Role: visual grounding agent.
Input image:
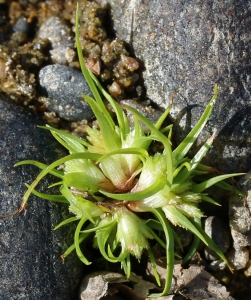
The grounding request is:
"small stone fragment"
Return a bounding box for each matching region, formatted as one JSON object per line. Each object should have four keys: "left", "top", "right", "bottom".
{"left": 204, "top": 216, "right": 231, "bottom": 261}
{"left": 244, "top": 259, "right": 251, "bottom": 277}
{"left": 175, "top": 265, "right": 234, "bottom": 300}
{"left": 227, "top": 247, "right": 249, "bottom": 270}
{"left": 229, "top": 171, "right": 251, "bottom": 248}
{"left": 12, "top": 17, "right": 33, "bottom": 35}
{"left": 39, "top": 64, "right": 94, "bottom": 121}
{"left": 38, "top": 16, "right": 75, "bottom": 64}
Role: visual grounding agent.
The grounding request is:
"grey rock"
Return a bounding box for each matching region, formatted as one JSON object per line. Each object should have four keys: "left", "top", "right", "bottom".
{"left": 0, "top": 97, "right": 83, "bottom": 300}
{"left": 103, "top": 0, "right": 251, "bottom": 173}
{"left": 13, "top": 17, "right": 33, "bottom": 35}
{"left": 204, "top": 216, "right": 231, "bottom": 261}
{"left": 173, "top": 225, "right": 193, "bottom": 249}
{"left": 39, "top": 64, "right": 94, "bottom": 121}
{"left": 208, "top": 260, "right": 227, "bottom": 272}
{"left": 38, "top": 16, "right": 75, "bottom": 64}
{"left": 229, "top": 172, "right": 251, "bottom": 248}
{"left": 227, "top": 247, "right": 249, "bottom": 270}
{"left": 244, "top": 259, "right": 251, "bottom": 276}
{"left": 175, "top": 264, "right": 234, "bottom": 300}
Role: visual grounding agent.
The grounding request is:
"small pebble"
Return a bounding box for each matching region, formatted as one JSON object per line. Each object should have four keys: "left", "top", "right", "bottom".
{"left": 204, "top": 216, "right": 231, "bottom": 261}
{"left": 229, "top": 171, "right": 251, "bottom": 248}
{"left": 208, "top": 260, "right": 227, "bottom": 272}
{"left": 38, "top": 16, "right": 75, "bottom": 64}
{"left": 12, "top": 17, "right": 33, "bottom": 35}
{"left": 227, "top": 247, "right": 249, "bottom": 270}
{"left": 39, "top": 64, "right": 94, "bottom": 121}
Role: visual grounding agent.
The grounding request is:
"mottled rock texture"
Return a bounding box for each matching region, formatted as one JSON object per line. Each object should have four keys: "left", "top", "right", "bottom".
{"left": 103, "top": 0, "right": 251, "bottom": 173}
{"left": 39, "top": 64, "right": 94, "bottom": 122}
{"left": 0, "top": 97, "right": 83, "bottom": 300}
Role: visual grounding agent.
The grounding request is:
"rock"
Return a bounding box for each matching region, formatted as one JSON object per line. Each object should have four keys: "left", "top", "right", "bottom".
{"left": 0, "top": 97, "right": 83, "bottom": 300}
{"left": 208, "top": 260, "right": 227, "bottom": 272}
{"left": 227, "top": 247, "right": 249, "bottom": 270}
{"left": 103, "top": 0, "right": 251, "bottom": 174}
{"left": 38, "top": 16, "right": 75, "bottom": 64}
{"left": 204, "top": 216, "right": 231, "bottom": 261}
{"left": 244, "top": 259, "right": 251, "bottom": 277}
{"left": 39, "top": 64, "right": 94, "bottom": 121}
{"left": 175, "top": 265, "right": 234, "bottom": 300}
{"left": 12, "top": 17, "right": 33, "bottom": 35}
{"left": 229, "top": 172, "right": 251, "bottom": 248}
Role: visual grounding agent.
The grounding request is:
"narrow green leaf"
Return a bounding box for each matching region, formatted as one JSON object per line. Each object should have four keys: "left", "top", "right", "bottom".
{"left": 192, "top": 173, "right": 245, "bottom": 193}
{"left": 163, "top": 205, "right": 209, "bottom": 245}
{"left": 215, "top": 181, "right": 244, "bottom": 197}
{"left": 173, "top": 85, "right": 218, "bottom": 165}
{"left": 201, "top": 194, "right": 221, "bottom": 206}
{"left": 96, "top": 219, "right": 120, "bottom": 263}
{"left": 38, "top": 125, "right": 89, "bottom": 150}
{"left": 154, "top": 105, "right": 172, "bottom": 130}
{"left": 20, "top": 152, "right": 102, "bottom": 209}
{"left": 182, "top": 218, "right": 201, "bottom": 266}
{"left": 15, "top": 160, "right": 63, "bottom": 178}
{"left": 148, "top": 249, "right": 161, "bottom": 286}
{"left": 81, "top": 218, "right": 117, "bottom": 234}
{"left": 88, "top": 71, "right": 130, "bottom": 139}
{"left": 123, "top": 105, "right": 173, "bottom": 190}
{"left": 54, "top": 216, "right": 80, "bottom": 230}
{"left": 84, "top": 95, "right": 121, "bottom": 152}
{"left": 25, "top": 183, "right": 68, "bottom": 203}
{"left": 149, "top": 208, "right": 174, "bottom": 297}
{"left": 76, "top": 3, "right": 117, "bottom": 139}
{"left": 74, "top": 216, "right": 91, "bottom": 265}
{"left": 62, "top": 223, "right": 94, "bottom": 259}
{"left": 188, "top": 217, "right": 233, "bottom": 271}
{"left": 173, "top": 133, "right": 215, "bottom": 184}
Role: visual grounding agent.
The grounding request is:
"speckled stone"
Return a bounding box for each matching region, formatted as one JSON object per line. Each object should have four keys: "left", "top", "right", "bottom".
{"left": 227, "top": 247, "right": 249, "bottom": 270}
{"left": 104, "top": 0, "right": 251, "bottom": 174}
{"left": 204, "top": 216, "right": 231, "bottom": 261}
{"left": 0, "top": 97, "right": 83, "bottom": 300}
{"left": 38, "top": 16, "right": 75, "bottom": 64}
{"left": 229, "top": 172, "right": 251, "bottom": 248}
{"left": 39, "top": 64, "right": 94, "bottom": 122}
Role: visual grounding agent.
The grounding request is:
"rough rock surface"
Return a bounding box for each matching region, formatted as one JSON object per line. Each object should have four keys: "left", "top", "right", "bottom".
{"left": 38, "top": 16, "right": 75, "bottom": 65}
{"left": 229, "top": 172, "right": 251, "bottom": 248}
{"left": 103, "top": 0, "right": 251, "bottom": 174}
{"left": 0, "top": 97, "right": 83, "bottom": 300}
{"left": 228, "top": 172, "right": 251, "bottom": 270}
{"left": 39, "top": 64, "right": 94, "bottom": 122}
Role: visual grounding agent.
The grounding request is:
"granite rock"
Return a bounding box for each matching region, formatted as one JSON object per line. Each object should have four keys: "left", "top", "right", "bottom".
{"left": 39, "top": 64, "right": 94, "bottom": 122}
{"left": 38, "top": 16, "right": 75, "bottom": 65}
{"left": 103, "top": 0, "right": 251, "bottom": 173}
{"left": 0, "top": 97, "right": 83, "bottom": 300}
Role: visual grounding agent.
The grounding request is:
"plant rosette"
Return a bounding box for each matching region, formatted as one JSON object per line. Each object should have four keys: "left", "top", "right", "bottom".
{"left": 1, "top": 4, "right": 245, "bottom": 298}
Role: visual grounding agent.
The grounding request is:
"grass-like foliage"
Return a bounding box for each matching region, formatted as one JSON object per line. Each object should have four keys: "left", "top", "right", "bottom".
{"left": 5, "top": 4, "right": 244, "bottom": 297}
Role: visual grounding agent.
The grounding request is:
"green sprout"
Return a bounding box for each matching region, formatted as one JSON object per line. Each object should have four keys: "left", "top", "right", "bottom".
{"left": 4, "top": 4, "right": 244, "bottom": 297}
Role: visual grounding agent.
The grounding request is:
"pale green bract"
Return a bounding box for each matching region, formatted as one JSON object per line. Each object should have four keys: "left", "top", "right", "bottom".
{"left": 12, "top": 4, "right": 244, "bottom": 297}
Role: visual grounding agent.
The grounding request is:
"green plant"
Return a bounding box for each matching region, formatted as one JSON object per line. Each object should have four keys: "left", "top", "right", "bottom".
{"left": 5, "top": 5, "right": 244, "bottom": 297}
